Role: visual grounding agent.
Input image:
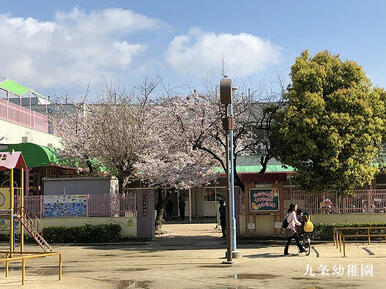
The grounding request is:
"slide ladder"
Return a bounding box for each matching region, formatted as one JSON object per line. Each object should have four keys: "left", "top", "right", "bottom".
{"left": 15, "top": 212, "right": 52, "bottom": 252}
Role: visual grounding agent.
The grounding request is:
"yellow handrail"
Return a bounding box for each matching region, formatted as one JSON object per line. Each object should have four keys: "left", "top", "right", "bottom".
{"left": 334, "top": 226, "right": 386, "bottom": 257}
{"left": 0, "top": 252, "right": 62, "bottom": 285}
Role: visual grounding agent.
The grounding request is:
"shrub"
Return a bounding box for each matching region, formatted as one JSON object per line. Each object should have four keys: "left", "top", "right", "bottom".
{"left": 313, "top": 223, "right": 386, "bottom": 241}
{"left": 40, "top": 223, "right": 121, "bottom": 243}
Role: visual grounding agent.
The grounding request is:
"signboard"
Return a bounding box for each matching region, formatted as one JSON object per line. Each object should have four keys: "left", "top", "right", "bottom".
{"left": 44, "top": 194, "right": 87, "bottom": 217}
{"left": 249, "top": 188, "right": 279, "bottom": 212}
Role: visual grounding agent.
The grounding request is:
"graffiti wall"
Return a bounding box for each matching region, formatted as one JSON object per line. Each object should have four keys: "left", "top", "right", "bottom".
{"left": 44, "top": 195, "right": 87, "bottom": 217}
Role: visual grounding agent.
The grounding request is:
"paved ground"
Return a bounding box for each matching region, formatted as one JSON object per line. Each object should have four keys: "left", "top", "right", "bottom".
{"left": 0, "top": 223, "right": 385, "bottom": 289}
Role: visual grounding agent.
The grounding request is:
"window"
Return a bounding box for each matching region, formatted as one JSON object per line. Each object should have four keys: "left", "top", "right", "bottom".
{"left": 203, "top": 188, "right": 215, "bottom": 201}
{"left": 203, "top": 188, "right": 227, "bottom": 202}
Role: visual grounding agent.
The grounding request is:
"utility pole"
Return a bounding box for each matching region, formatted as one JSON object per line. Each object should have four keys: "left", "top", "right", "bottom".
{"left": 220, "top": 78, "right": 240, "bottom": 262}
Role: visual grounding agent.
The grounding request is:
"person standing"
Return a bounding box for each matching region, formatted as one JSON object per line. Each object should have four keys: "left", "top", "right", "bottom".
{"left": 166, "top": 199, "right": 173, "bottom": 221}
{"left": 284, "top": 203, "right": 306, "bottom": 255}
{"left": 179, "top": 195, "right": 185, "bottom": 220}
{"left": 219, "top": 200, "right": 226, "bottom": 238}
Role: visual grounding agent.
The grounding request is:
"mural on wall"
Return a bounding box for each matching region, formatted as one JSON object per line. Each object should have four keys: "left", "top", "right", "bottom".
{"left": 249, "top": 187, "right": 279, "bottom": 211}
{"left": 44, "top": 195, "right": 87, "bottom": 217}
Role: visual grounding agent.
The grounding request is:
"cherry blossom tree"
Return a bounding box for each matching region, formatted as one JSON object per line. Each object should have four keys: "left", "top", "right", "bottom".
{"left": 163, "top": 84, "right": 282, "bottom": 192}
{"left": 54, "top": 80, "right": 158, "bottom": 193}
{"left": 134, "top": 101, "right": 218, "bottom": 229}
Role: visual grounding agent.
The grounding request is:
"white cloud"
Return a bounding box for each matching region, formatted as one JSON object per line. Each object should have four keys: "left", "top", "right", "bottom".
{"left": 0, "top": 8, "right": 163, "bottom": 89}
{"left": 166, "top": 29, "right": 281, "bottom": 77}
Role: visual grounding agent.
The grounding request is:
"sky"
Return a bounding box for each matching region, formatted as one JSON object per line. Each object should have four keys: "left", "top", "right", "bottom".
{"left": 1, "top": 0, "right": 386, "bottom": 99}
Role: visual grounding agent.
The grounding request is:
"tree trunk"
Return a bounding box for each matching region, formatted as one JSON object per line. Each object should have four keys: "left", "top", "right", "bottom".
{"left": 155, "top": 188, "right": 173, "bottom": 231}
{"left": 118, "top": 175, "right": 130, "bottom": 194}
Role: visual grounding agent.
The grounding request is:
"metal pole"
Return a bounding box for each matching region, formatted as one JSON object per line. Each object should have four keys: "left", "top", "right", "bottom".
{"left": 21, "top": 168, "right": 24, "bottom": 253}
{"left": 59, "top": 253, "right": 62, "bottom": 280}
{"left": 10, "top": 168, "right": 14, "bottom": 255}
{"left": 5, "top": 253, "right": 8, "bottom": 277}
{"left": 6, "top": 90, "right": 9, "bottom": 120}
{"left": 225, "top": 104, "right": 232, "bottom": 263}
{"left": 229, "top": 102, "right": 237, "bottom": 254}
{"left": 22, "top": 258, "right": 25, "bottom": 285}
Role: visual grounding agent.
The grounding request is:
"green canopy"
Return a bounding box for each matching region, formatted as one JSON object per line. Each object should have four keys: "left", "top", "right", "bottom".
{"left": 0, "top": 143, "right": 59, "bottom": 168}
{"left": 0, "top": 79, "right": 29, "bottom": 97}
{"left": 213, "top": 164, "right": 294, "bottom": 174}
{"left": 0, "top": 143, "right": 105, "bottom": 171}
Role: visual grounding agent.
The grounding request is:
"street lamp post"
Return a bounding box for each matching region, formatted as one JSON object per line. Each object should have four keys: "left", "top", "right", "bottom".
{"left": 220, "top": 78, "right": 239, "bottom": 262}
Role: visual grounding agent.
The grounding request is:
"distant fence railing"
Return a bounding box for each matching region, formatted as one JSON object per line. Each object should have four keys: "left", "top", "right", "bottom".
{"left": 0, "top": 98, "right": 48, "bottom": 132}
{"left": 283, "top": 189, "right": 386, "bottom": 214}
{"left": 22, "top": 193, "right": 136, "bottom": 218}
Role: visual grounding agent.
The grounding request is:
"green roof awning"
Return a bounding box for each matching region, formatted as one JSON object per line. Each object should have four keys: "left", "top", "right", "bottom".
{"left": 0, "top": 143, "right": 59, "bottom": 168}
{"left": 0, "top": 79, "right": 29, "bottom": 96}
{"left": 213, "top": 164, "right": 295, "bottom": 174}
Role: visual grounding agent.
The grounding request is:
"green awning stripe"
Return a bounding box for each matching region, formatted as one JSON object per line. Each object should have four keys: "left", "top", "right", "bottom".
{"left": 213, "top": 164, "right": 295, "bottom": 174}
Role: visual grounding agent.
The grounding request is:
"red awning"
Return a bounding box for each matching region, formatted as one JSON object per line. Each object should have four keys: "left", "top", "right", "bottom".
{"left": 0, "top": 152, "right": 27, "bottom": 170}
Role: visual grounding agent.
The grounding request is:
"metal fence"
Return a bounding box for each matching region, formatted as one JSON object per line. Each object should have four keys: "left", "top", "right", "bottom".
{"left": 22, "top": 193, "right": 137, "bottom": 218}
{"left": 0, "top": 98, "right": 48, "bottom": 132}
{"left": 283, "top": 189, "right": 386, "bottom": 214}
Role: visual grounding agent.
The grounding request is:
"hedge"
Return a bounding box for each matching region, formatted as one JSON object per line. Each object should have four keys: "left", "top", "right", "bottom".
{"left": 37, "top": 223, "right": 121, "bottom": 243}
{"left": 313, "top": 223, "right": 386, "bottom": 241}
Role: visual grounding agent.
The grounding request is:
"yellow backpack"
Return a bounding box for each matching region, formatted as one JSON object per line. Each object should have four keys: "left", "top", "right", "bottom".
{"left": 303, "top": 215, "right": 314, "bottom": 232}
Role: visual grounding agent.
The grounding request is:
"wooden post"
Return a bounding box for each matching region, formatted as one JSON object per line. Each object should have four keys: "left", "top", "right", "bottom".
{"left": 22, "top": 258, "right": 25, "bottom": 285}
{"left": 368, "top": 228, "right": 371, "bottom": 245}
{"left": 59, "top": 253, "right": 62, "bottom": 280}
{"left": 338, "top": 232, "right": 342, "bottom": 252}
{"left": 333, "top": 228, "right": 336, "bottom": 247}
{"left": 343, "top": 236, "right": 346, "bottom": 257}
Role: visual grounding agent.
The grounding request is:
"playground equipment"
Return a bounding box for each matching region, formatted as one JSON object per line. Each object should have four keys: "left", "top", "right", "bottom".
{"left": 0, "top": 151, "right": 62, "bottom": 285}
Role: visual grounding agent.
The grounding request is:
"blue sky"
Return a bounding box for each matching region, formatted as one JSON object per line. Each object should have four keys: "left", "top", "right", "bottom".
{"left": 1, "top": 0, "right": 385, "bottom": 98}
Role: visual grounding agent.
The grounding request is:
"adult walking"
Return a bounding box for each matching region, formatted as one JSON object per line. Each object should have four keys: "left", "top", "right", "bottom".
{"left": 283, "top": 203, "right": 306, "bottom": 255}
{"left": 219, "top": 200, "right": 226, "bottom": 238}
{"left": 179, "top": 195, "right": 185, "bottom": 220}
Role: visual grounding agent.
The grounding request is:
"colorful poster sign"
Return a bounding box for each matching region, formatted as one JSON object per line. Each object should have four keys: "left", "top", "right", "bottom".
{"left": 44, "top": 195, "right": 87, "bottom": 217}
{"left": 249, "top": 188, "right": 279, "bottom": 211}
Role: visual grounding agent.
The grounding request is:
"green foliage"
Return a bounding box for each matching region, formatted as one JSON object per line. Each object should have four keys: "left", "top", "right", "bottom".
{"left": 314, "top": 223, "right": 386, "bottom": 240}
{"left": 39, "top": 224, "right": 121, "bottom": 243}
{"left": 272, "top": 50, "right": 385, "bottom": 194}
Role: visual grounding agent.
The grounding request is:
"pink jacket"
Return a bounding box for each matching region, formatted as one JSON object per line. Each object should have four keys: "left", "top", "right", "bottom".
{"left": 287, "top": 211, "right": 301, "bottom": 230}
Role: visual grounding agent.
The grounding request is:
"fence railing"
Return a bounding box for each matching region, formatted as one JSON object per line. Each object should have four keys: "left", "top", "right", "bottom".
{"left": 283, "top": 189, "right": 386, "bottom": 214}
{"left": 22, "top": 193, "right": 136, "bottom": 218}
{"left": 0, "top": 98, "right": 48, "bottom": 132}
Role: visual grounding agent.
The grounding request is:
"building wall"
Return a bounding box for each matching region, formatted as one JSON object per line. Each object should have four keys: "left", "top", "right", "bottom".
{"left": 39, "top": 217, "right": 137, "bottom": 238}
{"left": 0, "top": 119, "right": 60, "bottom": 147}
{"left": 44, "top": 177, "right": 118, "bottom": 195}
